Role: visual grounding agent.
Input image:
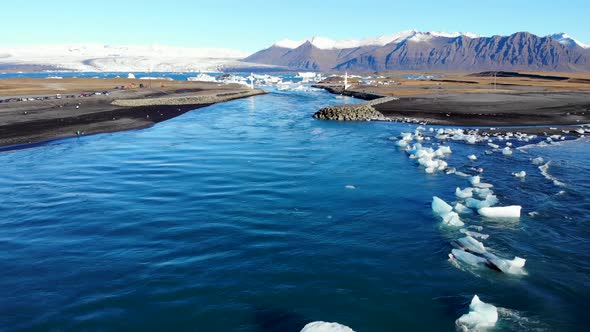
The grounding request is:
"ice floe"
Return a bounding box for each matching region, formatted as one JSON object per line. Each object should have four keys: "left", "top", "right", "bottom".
{"left": 432, "top": 196, "right": 464, "bottom": 226}
{"left": 456, "top": 295, "right": 498, "bottom": 331}
{"left": 478, "top": 206, "right": 522, "bottom": 218}
{"left": 301, "top": 321, "right": 355, "bottom": 332}
{"left": 512, "top": 171, "right": 526, "bottom": 178}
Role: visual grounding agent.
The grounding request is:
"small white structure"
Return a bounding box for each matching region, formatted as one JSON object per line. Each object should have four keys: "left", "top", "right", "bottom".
{"left": 344, "top": 72, "right": 351, "bottom": 90}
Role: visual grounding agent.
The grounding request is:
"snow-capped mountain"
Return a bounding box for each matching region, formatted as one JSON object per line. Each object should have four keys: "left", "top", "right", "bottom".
{"left": 550, "top": 33, "right": 589, "bottom": 49}
{"left": 244, "top": 31, "right": 590, "bottom": 72}
{"left": 0, "top": 44, "right": 254, "bottom": 72}
{"left": 273, "top": 30, "right": 480, "bottom": 50}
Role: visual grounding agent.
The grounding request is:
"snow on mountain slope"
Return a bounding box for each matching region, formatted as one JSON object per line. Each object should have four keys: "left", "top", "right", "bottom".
{"left": 271, "top": 30, "right": 481, "bottom": 50}
{"left": 550, "top": 33, "right": 589, "bottom": 49}
{"left": 0, "top": 44, "right": 251, "bottom": 72}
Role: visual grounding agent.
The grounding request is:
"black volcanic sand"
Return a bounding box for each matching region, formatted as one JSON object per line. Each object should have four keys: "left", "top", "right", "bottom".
{"left": 373, "top": 92, "right": 590, "bottom": 130}
{"left": 0, "top": 87, "right": 264, "bottom": 148}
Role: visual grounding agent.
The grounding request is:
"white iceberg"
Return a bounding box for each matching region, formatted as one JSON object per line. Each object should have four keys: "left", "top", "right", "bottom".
{"left": 449, "top": 249, "right": 487, "bottom": 267}
{"left": 454, "top": 203, "right": 472, "bottom": 214}
{"left": 468, "top": 154, "right": 478, "bottom": 161}
{"left": 457, "top": 236, "right": 486, "bottom": 255}
{"left": 502, "top": 147, "right": 513, "bottom": 156}
{"left": 469, "top": 176, "right": 480, "bottom": 186}
{"left": 455, "top": 187, "right": 474, "bottom": 199}
{"left": 460, "top": 228, "right": 489, "bottom": 240}
{"left": 301, "top": 321, "right": 355, "bottom": 332}
{"left": 465, "top": 195, "right": 498, "bottom": 209}
{"left": 432, "top": 196, "right": 464, "bottom": 226}
{"left": 512, "top": 171, "right": 526, "bottom": 178}
{"left": 478, "top": 206, "right": 521, "bottom": 218}
{"left": 456, "top": 295, "right": 498, "bottom": 331}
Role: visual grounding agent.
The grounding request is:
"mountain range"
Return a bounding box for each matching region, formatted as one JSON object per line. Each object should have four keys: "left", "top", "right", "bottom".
{"left": 243, "top": 30, "right": 590, "bottom": 72}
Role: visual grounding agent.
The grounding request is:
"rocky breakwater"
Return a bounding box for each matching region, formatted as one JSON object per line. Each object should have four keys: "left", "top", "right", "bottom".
{"left": 313, "top": 96, "right": 398, "bottom": 121}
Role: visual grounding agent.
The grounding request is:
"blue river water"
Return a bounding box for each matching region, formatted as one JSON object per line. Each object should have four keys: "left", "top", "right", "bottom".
{"left": 0, "top": 80, "right": 588, "bottom": 331}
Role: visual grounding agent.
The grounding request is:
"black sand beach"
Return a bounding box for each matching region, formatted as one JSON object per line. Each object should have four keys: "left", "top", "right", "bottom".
{"left": 0, "top": 79, "right": 265, "bottom": 148}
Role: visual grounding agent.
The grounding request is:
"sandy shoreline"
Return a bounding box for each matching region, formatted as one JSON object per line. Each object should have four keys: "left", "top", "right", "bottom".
{"left": 0, "top": 79, "right": 266, "bottom": 148}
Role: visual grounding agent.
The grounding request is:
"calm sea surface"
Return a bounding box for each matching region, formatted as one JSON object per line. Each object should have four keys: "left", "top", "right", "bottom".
{"left": 0, "top": 79, "right": 588, "bottom": 331}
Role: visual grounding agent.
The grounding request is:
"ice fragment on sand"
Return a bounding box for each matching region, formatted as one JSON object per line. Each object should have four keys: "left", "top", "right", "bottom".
{"left": 478, "top": 206, "right": 521, "bottom": 218}
{"left": 456, "top": 295, "right": 498, "bottom": 331}
{"left": 301, "top": 321, "right": 355, "bottom": 332}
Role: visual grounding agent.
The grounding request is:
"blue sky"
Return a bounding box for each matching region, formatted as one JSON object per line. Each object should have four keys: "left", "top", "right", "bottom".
{"left": 3, "top": 0, "right": 589, "bottom": 52}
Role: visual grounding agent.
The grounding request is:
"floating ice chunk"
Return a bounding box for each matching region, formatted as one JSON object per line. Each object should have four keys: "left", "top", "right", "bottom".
{"left": 432, "top": 196, "right": 453, "bottom": 215}
{"left": 395, "top": 140, "right": 409, "bottom": 148}
{"left": 478, "top": 206, "right": 521, "bottom": 218}
{"left": 486, "top": 253, "right": 527, "bottom": 275}
{"left": 449, "top": 249, "right": 487, "bottom": 267}
{"left": 442, "top": 211, "right": 464, "bottom": 226}
{"left": 454, "top": 203, "right": 472, "bottom": 214}
{"left": 488, "top": 143, "right": 500, "bottom": 149}
{"left": 502, "top": 147, "right": 513, "bottom": 156}
{"left": 435, "top": 146, "right": 452, "bottom": 156}
{"left": 344, "top": 185, "right": 356, "bottom": 190}
{"left": 456, "top": 295, "right": 498, "bottom": 331}
{"left": 506, "top": 142, "right": 513, "bottom": 147}
{"left": 473, "top": 188, "right": 493, "bottom": 199}
{"left": 457, "top": 236, "right": 486, "bottom": 255}
{"left": 455, "top": 171, "right": 470, "bottom": 178}
{"left": 455, "top": 187, "right": 474, "bottom": 199}
{"left": 468, "top": 154, "right": 478, "bottom": 161}
{"left": 301, "top": 321, "right": 355, "bottom": 332}
{"left": 531, "top": 157, "right": 544, "bottom": 165}
{"left": 446, "top": 168, "right": 456, "bottom": 175}
{"left": 432, "top": 196, "right": 464, "bottom": 226}
{"left": 469, "top": 176, "right": 480, "bottom": 185}
{"left": 484, "top": 150, "right": 493, "bottom": 155}
{"left": 465, "top": 195, "right": 498, "bottom": 209}
{"left": 512, "top": 171, "right": 526, "bottom": 178}
{"left": 474, "top": 182, "right": 494, "bottom": 189}
{"left": 469, "top": 225, "right": 484, "bottom": 231}
{"left": 460, "top": 228, "right": 489, "bottom": 240}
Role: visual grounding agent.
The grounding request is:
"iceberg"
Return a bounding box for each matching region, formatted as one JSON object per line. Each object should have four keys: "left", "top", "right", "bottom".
{"left": 456, "top": 295, "right": 498, "bottom": 331}
{"left": 468, "top": 154, "right": 478, "bottom": 161}
{"left": 301, "top": 321, "right": 355, "bottom": 332}
{"left": 486, "top": 254, "right": 527, "bottom": 275}
{"left": 457, "top": 236, "right": 486, "bottom": 255}
{"left": 512, "top": 171, "right": 526, "bottom": 178}
{"left": 465, "top": 195, "right": 498, "bottom": 209}
{"left": 469, "top": 176, "right": 480, "bottom": 186}
{"left": 478, "top": 206, "right": 522, "bottom": 218}
{"left": 454, "top": 203, "right": 472, "bottom": 214}
{"left": 488, "top": 143, "right": 500, "bottom": 149}
{"left": 502, "top": 147, "right": 513, "bottom": 156}
{"left": 460, "top": 228, "right": 489, "bottom": 240}
{"left": 432, "top": 196, "right": 464, "bottom": 226}
{"left": 432, "top": 196, "right": 453, "bottom": 215}
{"left": 449, "top": 249, "right": 487, "bottom": 267}
{"left": 455, "top": 187, "right": 474, "bottom": 199}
